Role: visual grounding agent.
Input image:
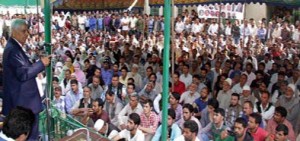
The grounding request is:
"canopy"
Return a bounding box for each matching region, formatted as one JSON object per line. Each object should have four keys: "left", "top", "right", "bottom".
{"left": 0, "top": 0, "right": 39, "bottom": 6}
{"left": 52, "top": 0, "right": 144, "bottom": 10}
{"left": 149, "top": 0, "right": 300, "bottom": 8}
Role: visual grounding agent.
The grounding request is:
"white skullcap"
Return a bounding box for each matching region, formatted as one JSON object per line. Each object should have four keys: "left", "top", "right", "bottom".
{"left": 132, "top": 64, "right": 139, "bottom": 68}
{"left": 225, "top": 78, "right": 232, "bottom": 86}
{"left": 243, "top": 85, "right": 250, "bottom": 91}
{"left": 94, "top": 119, "right": 104, "bottom": 131}
{"left": 288, "top": 84, "right": 296, "bottom": 92}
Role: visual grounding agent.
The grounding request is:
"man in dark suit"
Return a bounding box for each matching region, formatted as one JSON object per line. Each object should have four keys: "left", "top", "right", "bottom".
{"left": 2, "top": 19, "right": 50, "bottom": 140}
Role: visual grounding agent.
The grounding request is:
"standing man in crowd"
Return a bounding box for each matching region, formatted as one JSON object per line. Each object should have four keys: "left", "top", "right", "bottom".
{"left": 2, "top": 19, "right": 50, "bottom": 140}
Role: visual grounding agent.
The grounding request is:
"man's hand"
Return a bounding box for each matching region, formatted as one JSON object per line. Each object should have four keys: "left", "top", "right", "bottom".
{"left": 41, "top": 55, "right": 51, "bottom": 67}
{"left": 220, "top": 130, "right": 228, "bottom": 140}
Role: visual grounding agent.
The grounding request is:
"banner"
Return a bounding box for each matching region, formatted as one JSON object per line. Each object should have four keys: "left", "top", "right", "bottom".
{"left": 197, "top": 3, "right": 244, "bottom": 19}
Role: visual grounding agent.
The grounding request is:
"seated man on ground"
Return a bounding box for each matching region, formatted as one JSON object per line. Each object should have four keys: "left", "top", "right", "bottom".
{"left": 0, "top": 106, "right": 34, "bottom": 141}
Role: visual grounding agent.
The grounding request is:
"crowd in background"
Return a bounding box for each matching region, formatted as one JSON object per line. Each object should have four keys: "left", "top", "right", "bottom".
{"left": 0, "top": 8, "right": 300, "bottom": 141}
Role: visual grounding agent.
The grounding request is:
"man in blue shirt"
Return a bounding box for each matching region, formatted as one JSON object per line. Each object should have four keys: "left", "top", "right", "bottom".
{"left": 101, "top": 60, "right": 113, "bottom": 85}
{"left": 89, "top": 15, "right": 97, "bottom": 31}
{"left": 65, "top": 79, "right": 83, "bottom": 114}
{"left": 152, "top": 109, "right": 182, "bottom": 141}
{"left": 194, "top": 87, "right": 209, "bottom": 118}
{"left": 97, "top": 14, "right": 103, "bottom": 31}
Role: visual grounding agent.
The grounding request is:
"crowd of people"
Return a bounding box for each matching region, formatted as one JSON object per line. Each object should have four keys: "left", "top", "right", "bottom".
{"left": 0, "top": 7, "right": 300, "bottom": 141}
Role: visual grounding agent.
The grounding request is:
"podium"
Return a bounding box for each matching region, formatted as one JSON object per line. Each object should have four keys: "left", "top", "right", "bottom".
{"left": 59, "top": 128, "right": 110, "bottom": 141}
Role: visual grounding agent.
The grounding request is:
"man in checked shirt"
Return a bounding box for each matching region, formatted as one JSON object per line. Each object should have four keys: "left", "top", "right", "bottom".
{"left": 138, "top": 99, "right": 159, "bottom": 141}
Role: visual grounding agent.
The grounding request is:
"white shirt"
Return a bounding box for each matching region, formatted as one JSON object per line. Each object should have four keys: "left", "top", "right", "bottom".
{"left": 174, "top": 135, "right": 201, "bottom": 141}
{"left": 207, "top": 24, "right": 219, "bottom": 35}
{"left": 254, "top": 103, "right": 275, "bottom": 121}
{"left": 175, "top": 21, "right": 185, "bottom": 33}
{"left": 225, "top": 26, "right": 231, "bottom": 36}
{"left": 232, "top": 83, "right": 245, "bottom": 94}
{"left": 78, "top": 16, "right": 86, "bottom": 25}
{"left": 240, "top": 24, "right": 251, "bottom": 37}
{"left": 180, "top": 91, "right": 200, "bottom": 104}
{"left": 0, "top": 131, "right": 14, "bottom": 141}
{"left": 129, "top": 17, "right": 138, "bottom": 29}
{"left": 191, "top": 23, "right": 204, "bottom": 34}
{"left": 118, "top": 129, "right": 145, "bottom": 141}
{"left": 249, "top": 25, "right": 258, "bottom": 37}
{"left": 118, "top": 103, "right": 143, "bottom": 125}
{"left": 121, "top": 17, "right": 130, "bottom": 31}
{"left": 272, "top": 28, "right": 282, "bottom": 39}
{"left": 293, "top": 29, "right": 300, "bottom": 43}
{"left": 261, "top": 60, "right": 274, "bottom": 72}
{"left": 180, "top": 73, "right": 193, "bottom": 88}
{"left": 243, "top": 71, "right": 256, "bottom": 86}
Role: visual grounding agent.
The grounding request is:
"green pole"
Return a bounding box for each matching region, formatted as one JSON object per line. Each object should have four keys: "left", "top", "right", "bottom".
{"left": 44, "top": 0, "right": 52, "bottom": 99}
{"left": 44, "top": 0, "right": 52, "bottom": 140}
{"left": 162, "top": 0, "right": 171, "bottom": 140}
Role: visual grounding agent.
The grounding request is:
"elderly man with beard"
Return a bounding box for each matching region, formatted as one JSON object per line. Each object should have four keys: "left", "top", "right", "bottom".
{"left": 118, "top": 93, "right": 143, "bottom": 129}
{"left": 180, "top": 82, "right": 200, "bottom": 104}
{"left": 70, "top": 87, "right": 93, "bottom": 125}
{"left": 88, "top": 76, "right": 104, "bottom": 100}
{"left": 94, "top": 119, "right": 123, "bottom": 141}
{"left": 276, "top": 84, "right": 299, "bottom": 118}
{"left": 113, "top": 113, "right": 145, "bottom": 141}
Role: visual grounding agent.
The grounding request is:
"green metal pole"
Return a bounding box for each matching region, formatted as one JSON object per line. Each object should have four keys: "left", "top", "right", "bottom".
{"left": 162, "top": 0, "right": 171, "bottom": 140}
{"left": 44, "top": 0, "right": 52, "bottom": 140}
{"left": 44, "top": 0, "right": 52, "bottom": 99}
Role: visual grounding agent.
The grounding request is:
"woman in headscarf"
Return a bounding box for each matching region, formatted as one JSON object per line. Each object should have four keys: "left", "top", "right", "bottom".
{"left": 73, "top": 63, "right": 86, "bottom": 86}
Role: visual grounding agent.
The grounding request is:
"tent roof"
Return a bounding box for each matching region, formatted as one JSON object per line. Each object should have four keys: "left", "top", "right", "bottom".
{"left": 149, "top": 0, "right": 300, "bottom": 8}
{"left": 52, "top": 0, "right": 144, "bottom": 10}
{"left": 51, "top": 0, "right": 300, "bottom": 10}
{"left": 0, "top": 0, "right": 38, "bottom": 6}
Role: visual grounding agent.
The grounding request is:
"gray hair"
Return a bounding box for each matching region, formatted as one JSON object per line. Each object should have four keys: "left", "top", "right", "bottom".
{"left": 10, "top": 19, "right": 28, "bottom": 36}
{"left": 129, "top": 92, "right": 139, "bottom": 101}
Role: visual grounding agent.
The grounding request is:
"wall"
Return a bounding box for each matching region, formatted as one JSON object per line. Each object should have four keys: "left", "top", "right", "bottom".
{"left": 244, "top": 3, "right": 267, "bottom": 22}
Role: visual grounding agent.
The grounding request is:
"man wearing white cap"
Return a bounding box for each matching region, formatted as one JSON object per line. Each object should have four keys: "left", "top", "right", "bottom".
{"left": 94, "top": 119, "right": 120, "bottom": 140}
{"left": 276, "top": 84, "right": 299, "bottom": 118}
{"left": 239, "top": 85, "right": 257, "bottom": 106}
{"left": 217, "top": 78, "right": 233, "bottom": 109}
{"left": 276, "top": 84, "right": 299, "bottom": 131}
